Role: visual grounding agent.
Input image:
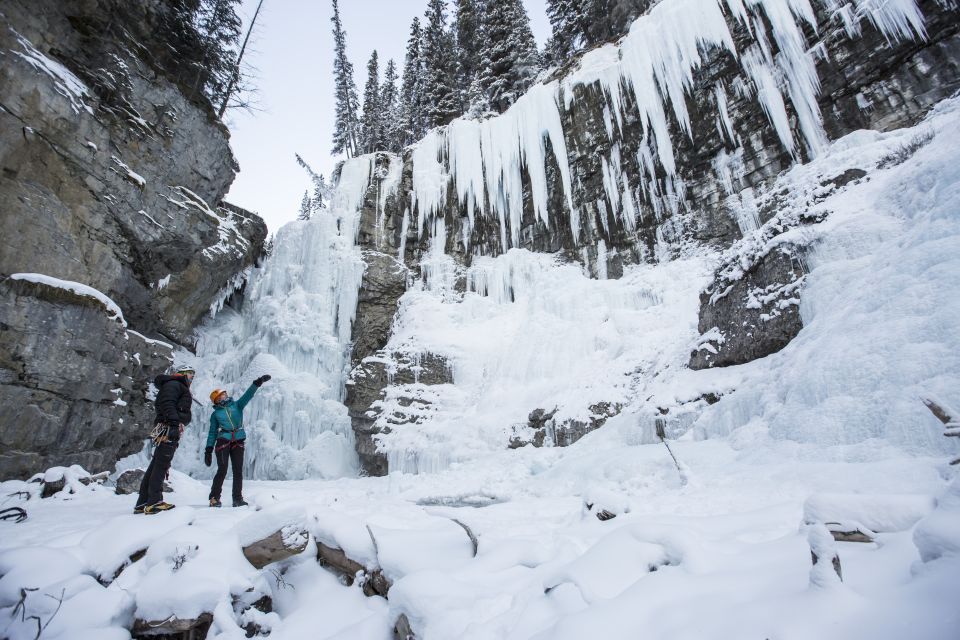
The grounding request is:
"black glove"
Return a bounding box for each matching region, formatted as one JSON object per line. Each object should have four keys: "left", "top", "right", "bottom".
{"left": 204, "top": 447, "right": 212, "bottom": 467}
{"left": 253, "top": 374, "right": 271, "bottom": 387}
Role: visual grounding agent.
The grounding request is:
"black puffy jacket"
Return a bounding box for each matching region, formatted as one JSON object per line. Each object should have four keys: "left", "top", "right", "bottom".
{"left": 153, "top": 374, "right": 193, "bottom": 429}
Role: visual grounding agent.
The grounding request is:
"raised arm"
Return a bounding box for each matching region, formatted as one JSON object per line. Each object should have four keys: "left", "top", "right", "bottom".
{"left": 235, "top": 383, "right": 259, "bottom": 412}
{"left": 237, "top": 375, "right": 271, "bottom": 411}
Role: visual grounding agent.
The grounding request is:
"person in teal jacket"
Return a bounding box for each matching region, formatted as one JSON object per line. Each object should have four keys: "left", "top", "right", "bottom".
{"left": 204, "top": 374, "right": 270, "bottom": 507}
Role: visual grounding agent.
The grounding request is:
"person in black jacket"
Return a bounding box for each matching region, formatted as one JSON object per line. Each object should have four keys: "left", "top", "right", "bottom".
{"left": 135, "top": 365, "right": 195, "bottom": 514}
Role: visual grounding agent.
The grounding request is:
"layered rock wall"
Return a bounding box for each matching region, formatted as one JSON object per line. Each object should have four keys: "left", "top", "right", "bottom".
{"left": 0, "top": 0, "right": 266, "bottom": 478}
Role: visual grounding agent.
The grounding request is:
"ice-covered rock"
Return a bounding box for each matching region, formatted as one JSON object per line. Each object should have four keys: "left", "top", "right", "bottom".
{"left": 337, "top": 0, "right": 960, "bottom": 475}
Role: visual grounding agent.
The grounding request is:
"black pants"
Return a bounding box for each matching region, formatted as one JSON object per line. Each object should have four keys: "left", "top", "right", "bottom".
{"left": 136, "top": 439, "right": 179, "bottom": 507}
{"left": 209, "top": 439, "right": 244, "bottom": 502}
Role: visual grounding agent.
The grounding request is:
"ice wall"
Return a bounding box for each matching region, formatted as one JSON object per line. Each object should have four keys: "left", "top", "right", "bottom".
{"left": 373, "top": 95, "right": 960, "bottom": 475}
{"left": 175, "top": 156, "right": 380, "bottom": 480}
{"left": 407, "top": 0, "right": 927, "bottom": 252}
{"left": 373, "top": 248, "right": 713, "bottom": 473}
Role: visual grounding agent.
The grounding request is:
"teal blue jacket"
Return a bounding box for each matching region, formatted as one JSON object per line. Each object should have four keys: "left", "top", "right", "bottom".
{"left": 206, "top": 384, "right": 259, "bottom": 447}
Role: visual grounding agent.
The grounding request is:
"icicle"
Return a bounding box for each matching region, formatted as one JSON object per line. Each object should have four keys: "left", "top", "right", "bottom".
{"left": 376, "top": 155, "right": 403, "bottom": 249}
{"left": 731, "top": 186, "right": 761, "bottom": 233}
{"left": 852, "top": 0, "right": 926, "bottom": 43}
{"left": 714, "top": 82, "right": 736, "bottom": 143}
{"left": 712, "top": 146, "right": 745, "bottom": 195}
{"left": 446, "top": 118, "right": 485, "bottom": 238}
{"left": 398, "top": 207, "right": 410, "bottom": 262}
{"left": 621, "top": 178, "right": 638, "bottom": 231}
{"left": 597, "top": 199, "right": 611, "bottom": 238}
{"left": 597, "top": 239, "right": 609, "bottom": 280}
{"left": 333, "top": 155, "right": 374, "bottom": 221}
{"left": 411, "top": 129, "right": 449, "bottom": 237}
{"left": 742, "top": 47, "right": 796, "bottom": 155}
{"left": 404, "top": 0, "right": 928, "bottom": 253}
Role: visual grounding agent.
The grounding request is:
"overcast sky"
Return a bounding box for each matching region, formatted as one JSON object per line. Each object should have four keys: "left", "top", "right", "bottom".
{"left": 224, "top": 0, "right": 551, "bottom": 234}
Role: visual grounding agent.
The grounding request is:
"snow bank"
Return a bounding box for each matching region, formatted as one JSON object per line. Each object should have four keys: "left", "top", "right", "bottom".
{"left": 544, "top": 527, "right": 669, "bottom": 601}
{"left": 127, "top": 521, "right": 256, "bottom": 622}
{"left": 370, "top": 519, "right": 474, "bottom": 581}
{"left": 0, "top": 545, "right": 132, "bottom": 640}
{"left": 308, "top": 505, "right": 380, "bottom": 569}
{"left": 79, "top": 509, "right": 193, "bottom": 581}
{"left": 913, "top": 475, "right": 960, "bottom": 563}
{"left": 803, "top": 493, "right": 935, "bottom": 533}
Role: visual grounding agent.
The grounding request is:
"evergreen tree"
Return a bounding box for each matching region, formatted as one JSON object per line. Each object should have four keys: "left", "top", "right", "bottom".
{"left": 195, "top": 0, "right": 243, "bottom": 108}
{"left": 312, "top": 174, "right": 330, "bottom": 212}
{"left": 380, "top": 59, "right": 402, "bottom": 152}
{"left": 422, "top": 0, "right": 461, "bottom": 128}
{"left": 216, "top": 0, "right": 265, "bottom": 118}
{"left": 296, "top": 153, "right": 332, "bottom": 213}
{"left": 359, "top": 50, "right": 382, "bottom": 154}
{"left": 477, "top": 0, "right": 541, "bottom": 113}
{"left": 298, "top": 191, "right": 313, "bottom": 221}
{"left": 545, "top": 0, "right": 587, "bottom": 64}
{"left": 263, "top": 233, "right": 274, "bottom": 258}
{"left": 546, "top": 0, "right": 650, "bottom": 58}
{"left": 464, "top": 76, "right": 492, "bottom": 119}
{"left": 331, "top": 0, "right": 360, "bottom": 157}
{"left": 453, "top": 0, "right": 482, "bottom": 105}
{"left": 400, "top": 18, "right": 427, "bottom": 146}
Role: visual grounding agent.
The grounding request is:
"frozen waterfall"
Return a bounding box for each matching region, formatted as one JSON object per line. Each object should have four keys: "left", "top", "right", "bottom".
{"left": 174, "top": 157, "right": 380, "bottom": 480}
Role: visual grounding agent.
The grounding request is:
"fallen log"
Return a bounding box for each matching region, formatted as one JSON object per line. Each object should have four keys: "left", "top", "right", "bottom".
{"left": 315, "top": 540, "right": 392, "bottom": 598}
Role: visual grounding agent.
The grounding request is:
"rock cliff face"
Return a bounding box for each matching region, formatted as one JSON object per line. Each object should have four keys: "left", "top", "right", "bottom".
{"left": 0, "top": 0, "right": 266, "bottom": 478}
{"left": 344, "top": 0, "right": 959, "bottom": 474}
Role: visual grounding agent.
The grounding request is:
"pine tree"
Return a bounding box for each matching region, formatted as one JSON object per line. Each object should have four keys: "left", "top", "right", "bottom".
{"left": 359, "top": 50, "right": 382, "bottom": 154}
{"left": 422, "top": 0, "right": 461, "bottom": 128}
{"left": 296, "top": 153, "right": 332, "bottom": 213}
{"left": 298, "top": 191, "right": 313, "bottom": 221}
{"left": 380, "top": 59, "right": 402, "bottom": 152}
{"left": 216, "top": 0, "right": 264, "bottom": 118}
{"left": 331, "top": 0, "right": 360, "bottom": 157}
{"left": 545, "top": 0, "right": 587, "bottom": 64}
{"left": 312, "top": 174, "right": 330, "bottom": 212}
{"left": 263, "top": 233, "right": 274, "bottom": 258}
{"left": 195, "top": 0, "right": 243, "bottom": 108}
{"left": 477, "top": 0, "right": 541, "bottom": 113}
{"left": 453, "top": 0, "right": 482, "bottom": 105}
{"left": 400, "top": 18, "right": 427, "bottom": 146}
{"left": 464, "top": 76, "right": 491, "bottom": 119}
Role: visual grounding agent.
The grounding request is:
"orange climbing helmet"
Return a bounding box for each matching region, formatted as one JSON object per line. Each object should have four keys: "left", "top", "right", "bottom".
{"left": 209, "top": 389, "right": 227, "bottom": 404}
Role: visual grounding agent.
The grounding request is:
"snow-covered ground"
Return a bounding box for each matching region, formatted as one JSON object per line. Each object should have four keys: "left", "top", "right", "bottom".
{"left": 3, "top": 69, "right": 960, "bottom": 640}
{"left": 1, "top": 443, "right": 957, "bottom": 639}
